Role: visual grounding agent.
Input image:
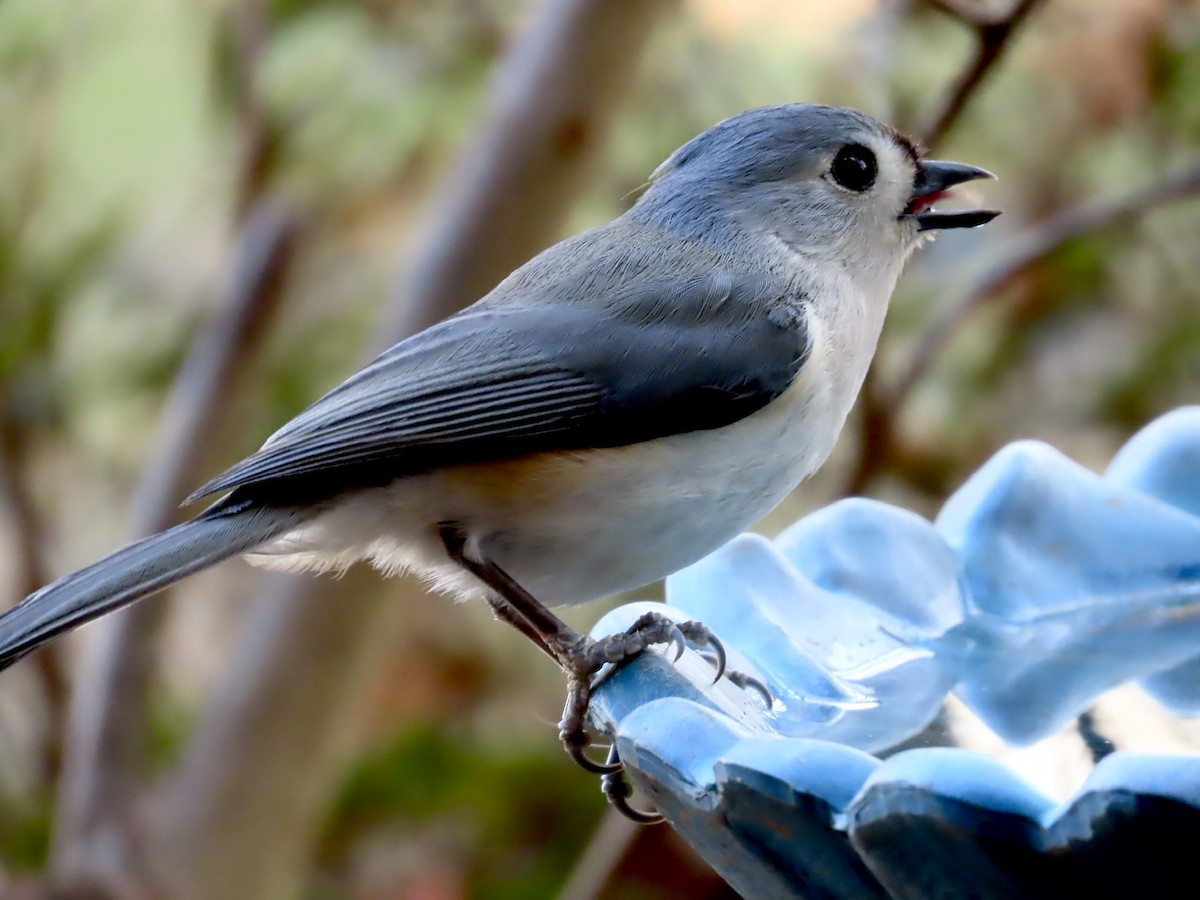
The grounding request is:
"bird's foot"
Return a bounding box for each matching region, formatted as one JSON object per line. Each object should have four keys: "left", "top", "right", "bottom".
{"left": 600, "top": 744, "right": 663, "bottom": 824}
{"left": 557, "top": 611, "right": 730, "bottom": 822}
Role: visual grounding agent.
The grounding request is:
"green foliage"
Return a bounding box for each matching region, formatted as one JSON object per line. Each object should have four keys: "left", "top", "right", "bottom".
{"left": 0, "top": 794, "right": 52, "bottom": 873}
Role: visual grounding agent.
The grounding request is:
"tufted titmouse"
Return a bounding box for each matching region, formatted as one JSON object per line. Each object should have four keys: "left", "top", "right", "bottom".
{"left": 0, "top": 104, "right": 996, "bottom": 794}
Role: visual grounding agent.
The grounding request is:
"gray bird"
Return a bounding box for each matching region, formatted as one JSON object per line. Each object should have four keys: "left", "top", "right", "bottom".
{"left": 0, "top": 104, "right": 996, "bottom": 811}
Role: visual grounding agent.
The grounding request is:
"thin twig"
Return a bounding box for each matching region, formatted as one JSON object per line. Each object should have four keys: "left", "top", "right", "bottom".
{"left": 921, "top": 0, "right": 1014, "bottom": 28}
{"left": 849, "top": 0, "right": 1045, "bottom": 493}
{"left": 893, "top": 159, "right": 1200, "bottom": 406}
{"left": 0, "top": 421, "right": 49, "bottom": 628}
{"left": 920, "top": 0, "right": 1045, "bottom": 145}
{"left": 232, "top": 0, "right": 273, "bottom": 217}
{"left": 557, "top": 810, "right": 640, "bottom": 900}
{"left": 0, "top": 412, "right": 69, "bottom": 783}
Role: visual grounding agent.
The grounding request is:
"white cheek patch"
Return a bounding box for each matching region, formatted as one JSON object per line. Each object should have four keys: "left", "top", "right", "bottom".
{"left": 873, "top": 140, "right": 920, "bottom": 214}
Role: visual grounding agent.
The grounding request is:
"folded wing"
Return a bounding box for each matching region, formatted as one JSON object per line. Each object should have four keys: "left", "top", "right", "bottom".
{"left": 190, "top": 262, "right": 810, "bottom": 504}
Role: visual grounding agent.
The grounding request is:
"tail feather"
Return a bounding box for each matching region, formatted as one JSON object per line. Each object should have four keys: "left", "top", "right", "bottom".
{"left": 0, "top": 502, "right": 306, "bottom": 670}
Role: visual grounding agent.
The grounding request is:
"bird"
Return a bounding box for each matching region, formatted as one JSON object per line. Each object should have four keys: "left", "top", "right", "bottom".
{"left": 0, "top": 103, "right": 996, "bottom": 814}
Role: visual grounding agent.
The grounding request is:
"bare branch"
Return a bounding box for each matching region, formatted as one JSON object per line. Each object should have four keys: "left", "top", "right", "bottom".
{"left": 150, "top": 1, "right": 678, "bottom": 898}
{"left": 557, "top": 810, "right": 639, "bottom": 900}
{"left": 0, "top": 422, "right": 49, "bottom": 607}
{"left": 382, "top": 0, "right": 677, "bottom": 339}
{"left": 893, "top": 159, "right": 1200, "bottom": 406}
{"left": 849, "top": 0, "right": 1045, "bottom": 493}
{"left": 50, "top": 201, "right": 300, "bottom": 895}
{"left": 232, "top": 0, "right": 273, "bottom": 217}
{"left": 920, "top": 0, "right": 1045, "bottom": 146}
{"left": 0, "top": 413, "right": 68, "bottom": 784}
{"left": 921, "top": 0, "right": 1014, "bottom": 28}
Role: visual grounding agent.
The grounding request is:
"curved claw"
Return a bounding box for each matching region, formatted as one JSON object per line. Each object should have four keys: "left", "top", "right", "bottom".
{"left": 696, "top": 649, "right": 771, "bottom": 705}
{"left": 682, "top": 624, "right": 726, "bottom": 682}
{"left": 705, "top": 637, "right": 727, "bottom": 683}
{"left": 601, "top": 745, "right": 664, "bottom": 825}
{"left": 668, "top": 623, "right": 687, "bottom": 662}
{"left": 727, "top": 670, "right": 773, "bottom": 707}
{"left": 565, "top": 737, "right": 624, "bottom": 775}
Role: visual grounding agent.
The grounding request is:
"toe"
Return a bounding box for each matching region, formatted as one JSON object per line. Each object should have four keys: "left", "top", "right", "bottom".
{"left": 600, "top": 745, "right": 664, "bottom": 824}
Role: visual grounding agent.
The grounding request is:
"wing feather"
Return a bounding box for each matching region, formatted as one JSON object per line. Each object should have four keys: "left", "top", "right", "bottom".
{"left": 190, "top": 237, "right": 810, "bottom": 504}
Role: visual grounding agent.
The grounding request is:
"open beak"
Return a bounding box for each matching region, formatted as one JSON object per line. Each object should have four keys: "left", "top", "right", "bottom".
{"left": 905, "top": 160, "right": 1000, "bottom": 231}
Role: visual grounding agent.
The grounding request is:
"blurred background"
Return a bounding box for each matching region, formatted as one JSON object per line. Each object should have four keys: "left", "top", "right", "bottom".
{"left": 1, "top": 0, "right": 1199, "bottom": 896}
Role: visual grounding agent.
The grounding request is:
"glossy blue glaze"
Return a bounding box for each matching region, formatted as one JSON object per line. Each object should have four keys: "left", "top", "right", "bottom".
{"left": 588, "top": 407, "right": 1200, "bottom": 899}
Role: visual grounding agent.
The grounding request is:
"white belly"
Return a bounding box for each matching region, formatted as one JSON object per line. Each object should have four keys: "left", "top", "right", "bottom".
{"left": 247, "top": 333, "right": 857, "bottom": 608}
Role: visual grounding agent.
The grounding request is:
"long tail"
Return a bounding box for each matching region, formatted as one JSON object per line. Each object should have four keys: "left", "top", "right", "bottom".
{"left": 0, "top": 501, "right": 308, "bottom": 670}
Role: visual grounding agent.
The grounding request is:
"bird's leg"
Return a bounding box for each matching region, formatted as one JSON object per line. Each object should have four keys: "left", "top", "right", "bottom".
{"left": 438, "top": 524, "right": 727, "bottom": 793}
{"left": 438, "top": 524, "right": 588, "bottom": 671}
{"left": 485, "top": 593, "right": 559, "bottom": 664}
{"left": 439, "top": 524, "right": 614, "bottom": 773}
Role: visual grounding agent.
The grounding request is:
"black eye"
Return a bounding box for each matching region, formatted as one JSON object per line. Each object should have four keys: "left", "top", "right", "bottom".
{"left": 830, "top": 144, "right": 877, "bottom": 192}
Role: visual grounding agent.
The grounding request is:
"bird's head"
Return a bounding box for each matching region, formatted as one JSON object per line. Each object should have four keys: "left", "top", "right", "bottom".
{"left": 637, "top": 103, "right": 998, "bottom": 279}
